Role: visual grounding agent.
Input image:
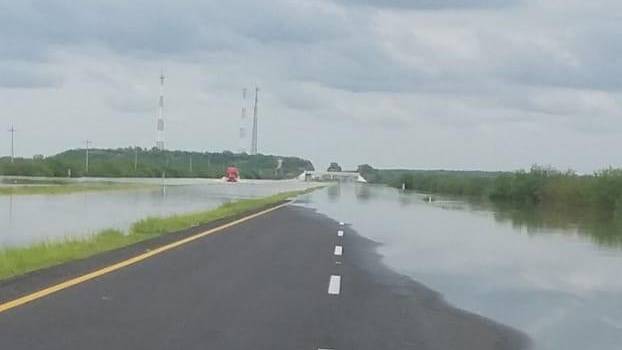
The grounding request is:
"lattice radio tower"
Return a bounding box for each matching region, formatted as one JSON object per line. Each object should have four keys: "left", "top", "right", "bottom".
{"left": 239, "top": 88, "right": 248, "bottom": 153}
{"left": 250, "top": 87, "right": 259, "bottom": 155}
{"left": 156, "top": 71, "right": 165, "bottom": 151}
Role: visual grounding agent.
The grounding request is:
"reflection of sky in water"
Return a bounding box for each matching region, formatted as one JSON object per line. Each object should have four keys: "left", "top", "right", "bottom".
{"left": 0, "top": 180, "right": 317, "bottom": 248}
{"left": 298, "top": 184, "right": 622, "bottom": 350}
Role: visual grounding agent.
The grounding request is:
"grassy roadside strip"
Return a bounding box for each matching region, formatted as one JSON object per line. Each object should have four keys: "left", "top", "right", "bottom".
{"left": 0, "top": 187, "right": 321, "bottom": 281}
{"left": 0, "top": 182, "right": 155, "bottom": 196}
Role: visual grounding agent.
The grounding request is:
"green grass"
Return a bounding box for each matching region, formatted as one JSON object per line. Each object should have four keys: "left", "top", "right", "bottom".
{"left": 0, "top": 188, "right": 320, "bottom": 281}
{"left": 0, "top": 229, "right": 133, "bottom": 281}
{"left": 0, "top": 182, "right": 154, "bottom": 196}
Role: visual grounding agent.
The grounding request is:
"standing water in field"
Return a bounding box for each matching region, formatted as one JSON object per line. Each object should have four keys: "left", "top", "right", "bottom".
{"left": 0, "top": 179, "right": 317, "bottom": 248}
{"left": 298, "top": 183, "right": 622, "bottom": 350}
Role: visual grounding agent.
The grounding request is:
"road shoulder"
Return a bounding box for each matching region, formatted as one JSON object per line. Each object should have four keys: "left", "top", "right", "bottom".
{"left": 0, "top": 200, "right": 290, "bottom": 304}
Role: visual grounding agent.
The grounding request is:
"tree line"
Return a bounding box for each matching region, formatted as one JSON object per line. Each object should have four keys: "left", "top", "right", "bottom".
{"left": 358, "top": 164, "right": 622, "bottom": 214}
{"left": 0, "top": 147, "right": 314, "bottom": 179}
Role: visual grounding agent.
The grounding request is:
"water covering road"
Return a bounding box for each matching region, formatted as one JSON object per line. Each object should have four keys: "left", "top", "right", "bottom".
{"left": 3, "top": 179, "right": 622, "bottom": 348}
{"left": 297, "top": 183, "right": 622, "bottom": 350}
{"left": 0, "top": 178, "right": 317, "bottom": 248}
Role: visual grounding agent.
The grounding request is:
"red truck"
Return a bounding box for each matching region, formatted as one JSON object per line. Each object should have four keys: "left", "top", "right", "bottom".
{"left": 225, "top": 166, "right": 240, "bottom": 182}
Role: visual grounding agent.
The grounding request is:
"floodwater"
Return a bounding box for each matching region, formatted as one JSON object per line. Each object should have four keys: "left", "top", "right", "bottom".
{"left": 0, "top": 178, "right": 317, "bottom": 248}
{"left": 298, "top": 183, "right": 622, "bottom": 350}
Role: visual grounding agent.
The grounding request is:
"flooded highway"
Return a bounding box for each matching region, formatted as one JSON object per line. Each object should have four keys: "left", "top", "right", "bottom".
{"left": 0, "top": 179, "right": 317, "bottom": 248}
{"left": 298, "top": 183, "right": 622, "bottom": 350}
{"left": 3, "top": 180, "right": 622, "bottom": 348}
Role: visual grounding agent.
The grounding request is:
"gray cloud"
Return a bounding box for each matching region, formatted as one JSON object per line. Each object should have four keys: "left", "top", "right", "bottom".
{"left": 1, "top": 0, "right": 622, "bottom": 172}
{"left": 336, "top": 0, "right": 520, "bottom": 10}
{"left": 0, "top": 63, "right": 62, "bottom": 88}
{"left": 0, "top": 0, "right": 346, "bottom": 60}
{"left": 106, "top": 93, "right": 155, "bottom": 115}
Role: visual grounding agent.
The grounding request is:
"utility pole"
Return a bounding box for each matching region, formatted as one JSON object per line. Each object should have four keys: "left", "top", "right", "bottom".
{"left": 189, "top": 155, "right": 193, "bottom": 173}
{"left": 85, "top": 140, "right": 92, "bottom": 174}
{"left": 251, "top": 87, "right": 259, "bottom": 155}
{"left": 8, "top": 126, "right": 15, "bottom": 163}
{"left": 134, "top": 147, "right": 138, "bottom": 172}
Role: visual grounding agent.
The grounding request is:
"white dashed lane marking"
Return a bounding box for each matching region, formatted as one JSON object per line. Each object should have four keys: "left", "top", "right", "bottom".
{"left": 318, "top": 224, "right": 346, "bottom": 349}
{"left": 328, "top": 275, "right": 341, "bottom": 295}
{"left": 334, "top": 245, "right": 343, "bottom": 256}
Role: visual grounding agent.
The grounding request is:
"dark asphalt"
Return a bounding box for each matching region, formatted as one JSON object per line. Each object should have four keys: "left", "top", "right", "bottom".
{"left": 0, "top": 204, "right": 530, "bottom": 349}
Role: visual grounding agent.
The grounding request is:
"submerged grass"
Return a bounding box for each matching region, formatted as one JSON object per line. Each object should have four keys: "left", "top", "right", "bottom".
{"left": 0, "top": 188, "right": 319, "bottom": 281}
{"left": 381, "top": 165, "right": 622, "bottom": 213}
{"left": 0, "top": 182, "right": 154, "bottom": 196}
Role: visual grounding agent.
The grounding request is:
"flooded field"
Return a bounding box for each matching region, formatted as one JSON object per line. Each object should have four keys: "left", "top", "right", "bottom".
{"left": 299, "top": 184, "right": 622, "bottom": 350}
{"left": 0, "top": 178, "right": 317, "bottom": 248}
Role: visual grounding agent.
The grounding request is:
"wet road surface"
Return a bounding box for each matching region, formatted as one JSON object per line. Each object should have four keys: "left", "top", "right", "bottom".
{"left": 0, "top": 204, "right": 528, "bottom": 349}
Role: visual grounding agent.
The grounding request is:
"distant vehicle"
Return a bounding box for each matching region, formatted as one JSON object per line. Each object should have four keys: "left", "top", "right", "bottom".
{"left": 225, "top": 166, "right": 240, "bottom": 182}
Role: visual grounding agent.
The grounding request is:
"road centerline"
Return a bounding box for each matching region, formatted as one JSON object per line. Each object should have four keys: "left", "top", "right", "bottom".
{"left": 334, "top": 245, "right": 343, "bottom": 256}
{"left": 328, "top": 275, "right": 341, "bottom": 295}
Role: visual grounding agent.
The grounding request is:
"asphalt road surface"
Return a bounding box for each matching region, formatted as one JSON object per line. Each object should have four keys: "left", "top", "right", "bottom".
{"left": 0, "top": 204, "right": 530, "bottom": 349}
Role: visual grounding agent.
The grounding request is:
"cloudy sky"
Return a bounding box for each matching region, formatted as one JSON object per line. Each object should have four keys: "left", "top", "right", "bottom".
{"left": 1, "top": 0, "right": 620, "bottom": 172}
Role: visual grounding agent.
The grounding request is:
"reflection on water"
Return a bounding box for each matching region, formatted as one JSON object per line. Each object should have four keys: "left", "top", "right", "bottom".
{"left": 299, "top": 183, "right": 622, "bottom": 350}
{"left": 397, "top": 192, "right": 622, "bottom": 248}
{"left": 6, "top": 194, "right": 13, "bottom": 227}
{"left": 326, "top": 184, "right": 341, "bottom": 201}
{"left": 489, "top": 202, "right": 622, "bottom": 247}
{"left": 354, "top": 182, "right": 371, "bottom": 201}
{"left": 0, "top": 180, "right": 317, "bottom": 249}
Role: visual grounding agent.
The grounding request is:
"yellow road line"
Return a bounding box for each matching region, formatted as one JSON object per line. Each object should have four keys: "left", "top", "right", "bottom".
{"left": 0, "top": 201, "right": 293, "bottom": 314}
